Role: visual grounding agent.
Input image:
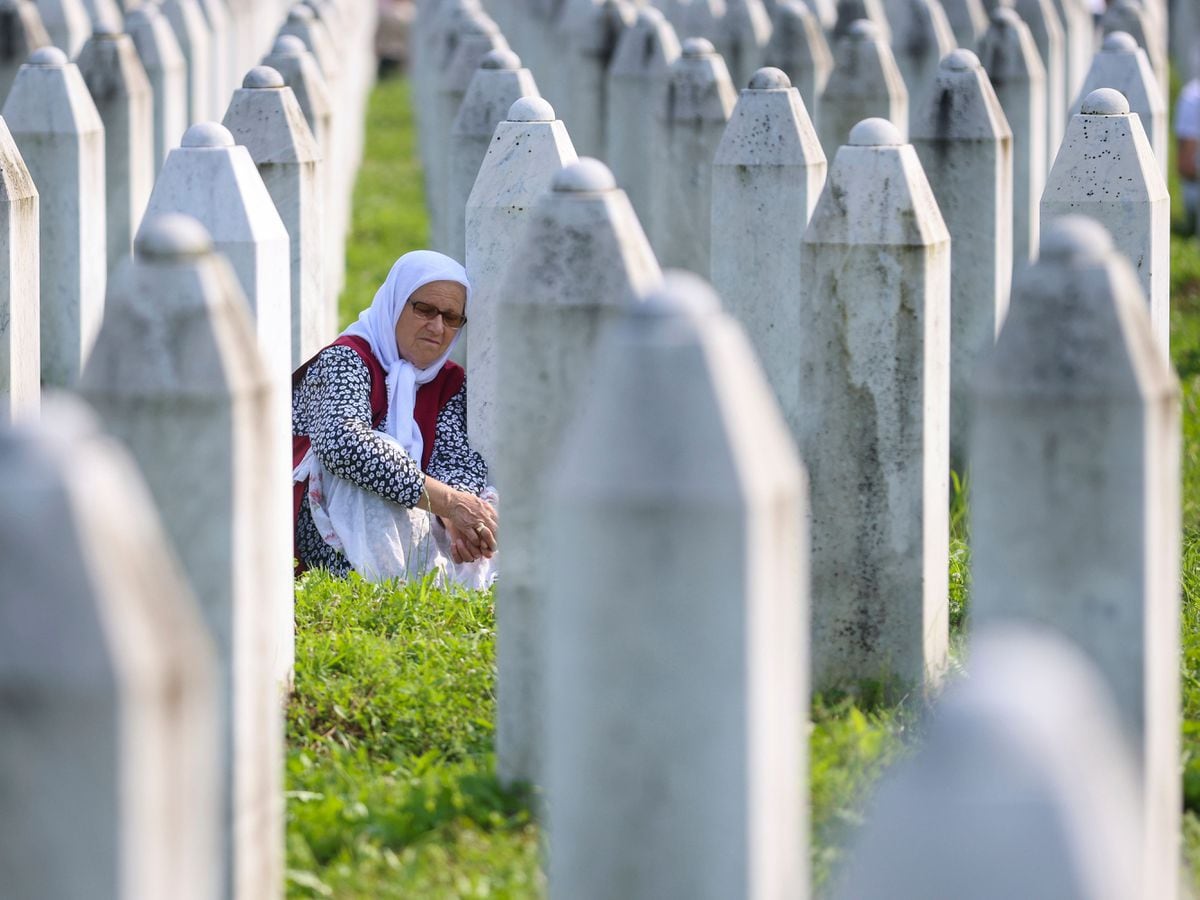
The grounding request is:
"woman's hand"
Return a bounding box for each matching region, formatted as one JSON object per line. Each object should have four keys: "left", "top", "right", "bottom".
{"left": 421, "top": 476, "right": 498, "bottom": 562}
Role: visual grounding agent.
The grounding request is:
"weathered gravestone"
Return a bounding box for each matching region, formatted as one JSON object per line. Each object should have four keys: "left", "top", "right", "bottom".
{"left": 77, "top": 22, "right": 155, "bottom": 274}
{"left": 546, "top": 271, "right": 808, "bottom": 900}
{"left": 651, "top": 37, "right": 735, "bottom": 276}
{"left": 1102, "top": 0, "right": 1167, "bottom": 103}
{"left": 711, "top": 66, "right": 826, "bottom": 439}
{"left": 605, "top": 6, "right": 679, "bottom": 228}
{"left": 159, "top": 0, "right": 212, "bottom": 126}
{"left": 0, "top": 0, "right": 49, "bottom": 107}
{"left": 447, "top": 48, "right": 539, "bottom": 265}
{"left": 970, "top": 215, "right": 1180, "bottom": 900}
{"left": 977, "top": 4, "right": 1045, "bottom": 272}
{"left": 35, "top": 0, "right": 89, "bottom": 58}
{"left": 495, "top": 158, "right": 661, "bottom": 787}
{"left": 139, "top": 122, "right": 294, "bottom": 694}
{"left": 911, "top": 49, "right": 1012, "bottom": 471}
{"left": 818, "top": 19, "right": 908, "bottom": 159}
{"left": 223, "top": 65, "right": 326, "bottom": 367}
{"left": 559, "top": 0, "right": 632, "bottom": 160}
{"left": 3, "top": 45, "right": 105, "bottom": 388}
{"left": 125, "top": 3, "right": 187, "bottom": 172}
{"left": 79, "top": 214, "right": 285, "bottom": 900}
{"left": 1009, "top": 0, "right": 1064, "bottom": 165}
{"left": 832, "top": 0, "right": 892, "bottom": 39}
{"left": 0, "top": 115, "right": 38, "bottom": 421}
{"left": 1071, "top": 31, "right": 1166, "bottom": 177}
{"left": 0, "top": 394, "right": 219, "bottom": 900}
{"left": 720, "top": 0, "right": 774, "bottom": 89}
{"left": 833, "top": 624, "right": 1144, "bottom": 900}
{"left": 798, "top": 117, "right": 949, "bottom": 691}
{"left": 762, "top": 0, "right": 831, "bottom": 119}
{"left": 883, "top": 0, "right": 955, "bottom": 131}
{"left": 1042, "top": 88, "right": 1169, "bottom": 353}
{"left": 465, "top": 96, "right": 576, "bottom": 471}
{"left": 940, "top": 0, "right": 987, "bottom": 46}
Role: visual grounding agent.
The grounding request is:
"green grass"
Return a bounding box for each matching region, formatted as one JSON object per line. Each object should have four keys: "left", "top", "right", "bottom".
{"left": 289, "top": 71, "right": 1200, "bottom": 896}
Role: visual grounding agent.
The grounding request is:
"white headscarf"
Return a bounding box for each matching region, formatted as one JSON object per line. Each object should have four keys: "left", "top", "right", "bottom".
{"left": 341, "top": 251, "right": 471, "bottom": 467}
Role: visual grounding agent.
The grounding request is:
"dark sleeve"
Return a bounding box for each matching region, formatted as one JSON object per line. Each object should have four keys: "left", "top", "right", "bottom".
{"left": 292, "top": 344, "right": 426, "bottom": 508}
{"left": 426, "top": 381, "right": 489, "bottom": 495}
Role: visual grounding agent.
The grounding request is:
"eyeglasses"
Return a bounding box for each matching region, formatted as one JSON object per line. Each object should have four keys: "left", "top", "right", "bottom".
{"left": 409, "top": 299, "right": 467, "bottom": 329}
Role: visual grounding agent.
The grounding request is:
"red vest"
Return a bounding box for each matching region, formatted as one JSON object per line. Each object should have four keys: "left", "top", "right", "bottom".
{"left": 291, "top": 335, "right": 466, "bottom": 573}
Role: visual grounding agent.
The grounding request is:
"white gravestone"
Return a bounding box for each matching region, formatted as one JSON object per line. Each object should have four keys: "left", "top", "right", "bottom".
{"left": 195, "top": 0, "right": 230, "bottom": 120}
{"left": 832, "top": 0, "right": 892, "bottom": 39}
{"left": 1050, "top": 0, "right": 1094, "bottom": 108}
{"left": 833, "top": 625, "right": 1144, "bottom": 900}
{"left": 0, "top": 0, "right": 50, "bottom": 107}
{"left": 940, "top": 0, "right": 986, "bottom": 46}
{"left": 970, "top": 215, "right": 1180, "bottom": 900}
{"left": 977, "top": 4, "right": 1045, "bottom": 273}
{"left": 77, "top": 23, "right": 155, "bottom": 274}
{"left": 448, "top": 49, "right": 539, "bottom": 265}
{"left": 0, "top": 396, "right": 219, "bottom": 900}
{"left": 1071, "top": 31, "right": 1166, "bottom": 178}
{"left": 0, "top": 115, "right": 38, "bottom": 421}
{"left": 883, "top": 0, "right": 955, "bottom": 132}
{"left": 3, "top": 45, "right": 105, "bottom": 388}
{"left": 651, "top": 37, "right": 735, "bottom": 276}
{"left": 139, "top": 123, "right": 294, "bottom": 694}
{"left": 762, "top": 0, "right": 832, "bottom": 120}
{"left": 465, "top": 96, "right": 577, "bottom": 471}
{"left": 911, "top": 49, "right": 1013, "bottom": 471}
{"left": 124, "top": 3, "right": 187, "bottom": 172}
{"left": 720, "top": 0, "right": 774, "bottom": 89}
{"left": 818, "top": 19, "right": 908, "bottom": 158}
{"left": 495, "top": 158, "right": 661, "bottom": 788}
{"left": 563, "top": 0, "right": 633, "bottom": 160}
{"left": 1011, "top": 0, "right": 1065, "bottom": 165}
{"left": 1042, "top": 89, "right": 1169, "bottom": 353}
{"left": 605, "top": 5, "right": 679, "bottom": 230}
{"left": 159, "top": 0, "right": 212, "bottom": 126}
{"left": 798, "top": 117, "right": 950, "bottom": 691}
{"left": 35, "top": 0, "right": 89, "bottom": 58}
{"left": 546, "top": 271, "right": 808, "bottom": 900}
{"left": 711, "top": 66, "right": 827, "bottom": 438}
{"left": 1102, "top": 0, "right": 1167, "bottom": 104}
{"left": 222, "top": 65, "right": 326, "bottom": 366}
{"left": 79, "top": 214, "right": 285, "bottom": 900}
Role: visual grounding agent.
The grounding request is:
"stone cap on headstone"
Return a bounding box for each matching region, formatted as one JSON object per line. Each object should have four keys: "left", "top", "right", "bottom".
{"left": 482, "top": 48, "right": 521, "bottom": 70}
{"left": 806, "top": 116, "right": 949, "bottom": 246}
{"left": 507, "top": 95, "right": 555, "bottom": 122}
{"left": 662, "top": 37, "right": 737, "bottom": 123}
{"left": 609, "top": 5, "right": 681, "bottom": 79}
{"left": 1102, "top": 29, "right": 1139, "bottom": 54}
{"left": 3, "top": 45, "right": 103, "bottom": 136}
{"left": 0, "top": 0, "right": 50, "bottom": 65}
{"left": 975, "top": 216, "right": 1174, "bottom": 399}
{"left": 223, "top": 72, "right": 321, "bottom": 165}
{"left": 269, "top": 34, "right": 307, "bottom": 58}
{"left": 136, "top": 211, "right": 213, "bottom": 259}
{"left": 911, "top": 48, "right": 1013, "bottom": 141}
{"left": 715, "top": 67, "right": 825, "bottom": 166}
{"left": 243, "top": 65, "right": 285, "bottom": 89}
{"left": 452, "top": 51, "right": 539, "bottom": 138}
{"left": 977, "top": 4, "right": 1046, "bottom": 83}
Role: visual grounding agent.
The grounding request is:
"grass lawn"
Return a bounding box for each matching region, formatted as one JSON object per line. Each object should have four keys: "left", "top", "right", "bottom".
{"left": 286, "top": 73, "right": 1200, "bottom": 897}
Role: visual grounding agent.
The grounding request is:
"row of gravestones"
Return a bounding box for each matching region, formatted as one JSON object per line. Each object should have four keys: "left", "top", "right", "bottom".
{"left": 0, "top": 0, "right": 379, "bottom": 897}
{"left": 404, "top": 0, "right": 1185, "bottom": 896}
{"left": 416, "top": 0, "right": 1174, "bottom": 280}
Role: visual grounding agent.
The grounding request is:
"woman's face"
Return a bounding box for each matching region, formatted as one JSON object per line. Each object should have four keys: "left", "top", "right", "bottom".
{"left": 394, "top": 280, "right": 467, "bottom": 369}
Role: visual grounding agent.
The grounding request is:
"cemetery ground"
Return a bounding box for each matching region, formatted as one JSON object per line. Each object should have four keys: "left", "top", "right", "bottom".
{"left": 284, "top": 71, "right": 1200, "bottom": 898}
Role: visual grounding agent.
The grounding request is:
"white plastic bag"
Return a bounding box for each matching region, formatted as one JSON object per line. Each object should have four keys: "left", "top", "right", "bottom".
{"left": 295, "top": 443, "right": 498, "bottom": 589}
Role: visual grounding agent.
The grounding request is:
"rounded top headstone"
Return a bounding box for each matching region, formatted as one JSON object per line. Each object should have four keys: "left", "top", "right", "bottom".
{"left": 1040, "top": 216, "right": 1114, "bottom": 262}
{"left": 943, "top": 48, "right": 981, "bottom": 71}
{"left": 848, "top": 18, "right": 880, "bottom": 39}
{"left": 482, "top": 48, "right": 520, "bottom": 70}
{"left": 681, "top": 37, "right": 715, "bottom": 58}
{"left": 136, "top": 213, "right": 214, "bottom": 259}
{"left": 271, "top": 34, "right": 307, "bottom": 56}
{"left": 1102, "top": 30, "right": 1139, "bottom": 53}
{"left": 636, "top": 5, "right": 666, "bottom": 25}
{"left": 287, "top": 4, "right": 315, "bottom": 21}
{"left": 181, "top": 121, "right": 235, "bottom": 148}
{"left": 507, "top": 95, "right": 554, "bottom": 121}
{"left": 92, "top": 14, "right": 122, "bottom": 37}
{"left": 749, "top": 66, "right": 791, "bottom": 89}
{"left": 639, "top": 270, "right": 721, "bottom": 319}
{"left": 552, "top": 157, "right": 616, "bottom": 192}
{"left": 243, "top": 65, "right": 285, "bottom": 89}
{"left": 28, "top": 46, "right": 68, "bottom": 68}
{"left": 1080, "top": 87, "right": 1130, "bottom": 115}
{"left": 125, "top": 5, "right": 158, "bottom": 25}
{"left": 990, "top": 5, "right": 1021, "bottom": 26}
{"left": 848, "top": 117, "right": 904, "bottom": 146}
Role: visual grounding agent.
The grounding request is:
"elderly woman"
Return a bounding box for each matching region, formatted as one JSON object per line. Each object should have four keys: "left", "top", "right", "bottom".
{"left": 292, "top": 251, "right": 497, "bottom": 583}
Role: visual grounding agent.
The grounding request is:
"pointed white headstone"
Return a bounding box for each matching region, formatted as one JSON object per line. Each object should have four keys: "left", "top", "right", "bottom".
{"left": 0, "top": 115, "right": 38, "bottom": 420}
{"left": 35, "top": 0, "right": 90, "bottom": 58}
{"left": 762, "top": 0, "right": 832, "bottom": 117}
{"left": 0, "top": 0, "right": 50, "bottom": 106}
{"left": 124, "top": 3, "right": 187, "bottom": 172}
{"left": 1012, "top": 0, "right": 1065, "bottom": 165}
{"left": 546, "top": 271, "right": 808, "bottom": 900}
{"left": 159, "top": 0, "right": 212, "bottom": 126}
{"left": 561, "top": 0, "right": 632, "bottom": 159}
{"left": 818, "top": 19, "right": 908, "bottom": 157}
{"left": 883, "top": 0, "right": 955, "bottom": 131}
